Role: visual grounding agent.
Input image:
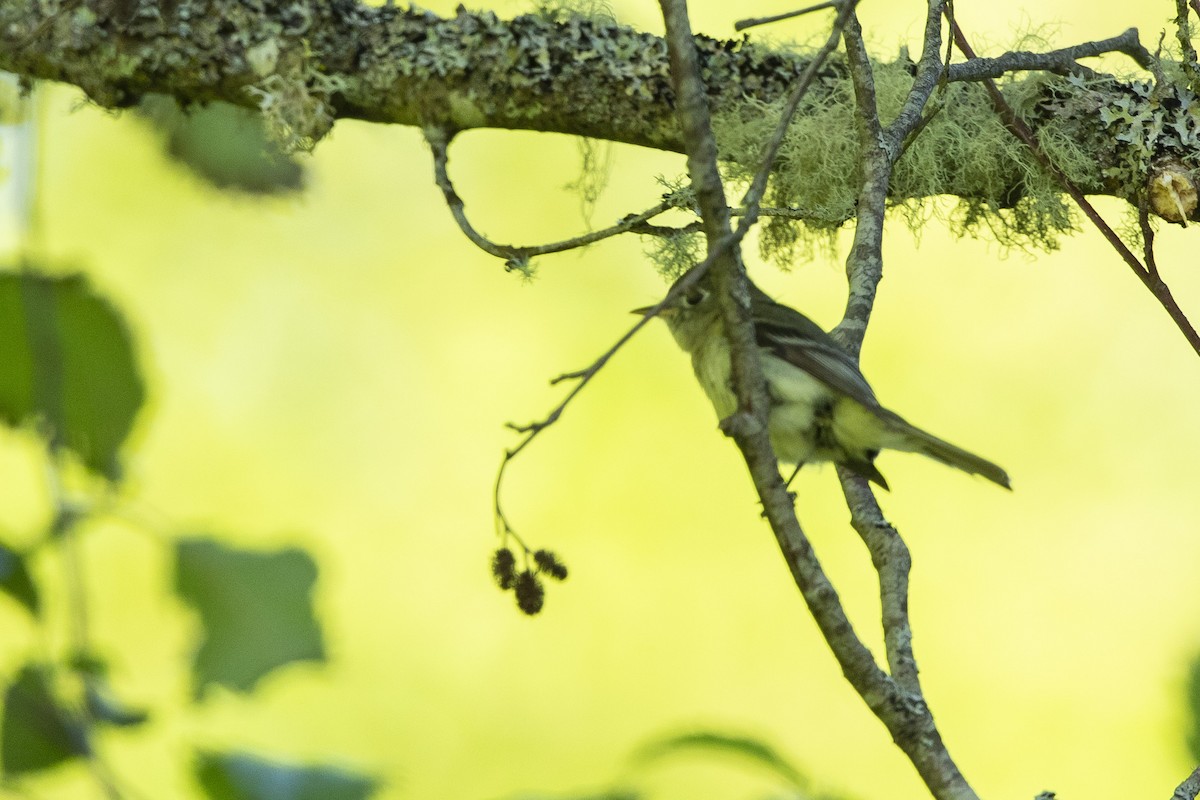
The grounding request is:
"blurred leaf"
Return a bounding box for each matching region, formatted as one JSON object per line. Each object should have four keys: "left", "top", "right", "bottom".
{"left": 0, "top": 665, "right": 86, "bottom": 776}
{"left": 66, "top": 651, "right": 107, "bottom": 677}
{"left": 139, "top": 96, "right": 305, "bottom": 194}
{"left": 49, "top": 502, "right": 86, "bottom": 541}
{"left": 0, "top": 269, "right": 145, "bottom": 480}
{"left": 0, "top": 545, "right": 37, "bottom": 615}
{"left": 175, "top": 538, "right": 325, "bottom": 698}
{"left": 634, "top": 730, "right": 808, "bottom": 792}
{"left": 1187, "top": 652, "right": 1200, "bottom": 763}
{"left": 195, "top": 751, "right": 378, "bottom": 800}
{"left": 84, "top": 681, "right": 149, "bottom": 728}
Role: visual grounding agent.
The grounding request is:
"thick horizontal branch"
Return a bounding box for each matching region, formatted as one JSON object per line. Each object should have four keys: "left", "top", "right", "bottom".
{"left": 0, "top": 0, "right": 1189, "bottom": 214}
{"left": 1, "top": 0, "right": 812, "bottom": 151}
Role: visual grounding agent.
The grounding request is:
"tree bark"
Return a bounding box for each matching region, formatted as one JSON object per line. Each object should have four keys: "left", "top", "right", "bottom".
{"left": 0, "top": 0, "right": 1183, "bottom": 214}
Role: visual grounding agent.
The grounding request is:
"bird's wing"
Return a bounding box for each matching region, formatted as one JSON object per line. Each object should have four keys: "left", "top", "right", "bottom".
{"left": 750, "top": 286, "right": 881, "bottom": 410}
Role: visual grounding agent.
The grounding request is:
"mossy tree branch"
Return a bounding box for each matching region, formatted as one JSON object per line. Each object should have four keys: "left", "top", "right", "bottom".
{"left": 0, "top": 0, "right": 1196, "bottom": 225}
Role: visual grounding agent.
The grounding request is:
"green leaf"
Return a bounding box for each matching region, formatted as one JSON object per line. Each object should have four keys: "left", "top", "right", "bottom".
{"left": 175, "top": 538, "right": 326, "bottom": 698}
{"left": 0, "top": 665, "right": 86, "bottom": 776}
{"left": 140, "top": 96, "right": 305, "bottom": 194}
{"left": 195, "top": 751, "right": 379, "bottom": 800}
{"left": 0, "top": 545, "right": 38, "bottom": 615}
{"left": 0, "top": 269, "right": 145, "bottom": 480}
{"left": 634, "top": 730, "right": 808, "bottom": 791}
{"left": 84, "top": 681, "right": 149, "bottom": 728}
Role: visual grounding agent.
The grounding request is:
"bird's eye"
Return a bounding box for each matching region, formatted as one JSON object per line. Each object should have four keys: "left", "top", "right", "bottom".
{"left": 682, "top": 288, "right": 706, "bottom": 307}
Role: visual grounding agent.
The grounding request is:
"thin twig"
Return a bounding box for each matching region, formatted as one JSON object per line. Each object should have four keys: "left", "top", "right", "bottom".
{"left": 1138, "top": 200, "right": 1161, "bottom": 279}
{"left": 735, "top": 0, "right": 839, "bottom": 33}
{"left": 630, "top": 205, "right": 850, "bottom": 238}
{"left": 492, "top": 0, "right": 856, "bottom": 553}
{"left": 880, "top": 0, "right": 952, "bottom": 175}
{"left": 945, "top": 28, "right": 1151, "bottom": 82}
{"left": 425, "top": 126, "right": 686, "bottom": 269}
{"left": 492, "top": 235, "right": 730, "bottom": 546}
{"left": 948, "top": 15, "right": 1200, "bottom": 357}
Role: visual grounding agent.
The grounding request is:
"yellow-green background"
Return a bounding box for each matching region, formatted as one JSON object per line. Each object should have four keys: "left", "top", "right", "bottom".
{"left": 1, "top": 0, "right": 1198, "bottom": 797}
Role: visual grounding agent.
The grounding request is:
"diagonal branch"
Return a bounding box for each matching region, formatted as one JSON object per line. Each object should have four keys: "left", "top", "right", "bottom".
{"left": 838, "top": 0, "right": 951, "bottom": 702}
{"left": 1173, "top": 766, "right": 1200, "bottom": 800}
{"left": 660, "top": 3, "right": 980, "bottom": 800}
{"left": 657, "top": 0, "right": 887, "bottom": 702}
{"left": 833, "top": 9, "right": 979, "bottom": 800}
{"left": 948, "top": 15, "right": 1200, "bottom": 358}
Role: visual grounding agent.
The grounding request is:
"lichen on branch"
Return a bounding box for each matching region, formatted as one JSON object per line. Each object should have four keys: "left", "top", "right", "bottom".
{"left": 0, "top": 0, "right": 1193, "bottom": 235}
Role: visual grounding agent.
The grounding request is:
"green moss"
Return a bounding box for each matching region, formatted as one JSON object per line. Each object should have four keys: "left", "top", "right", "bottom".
{"left": 712, "top": 66, "right": 858, "bottom": 267}
{"left": 709, "top": 57, "right": 1092, "bottom": 261}
{"left": 644, "top": 229, "right": 702, "bottom": 281}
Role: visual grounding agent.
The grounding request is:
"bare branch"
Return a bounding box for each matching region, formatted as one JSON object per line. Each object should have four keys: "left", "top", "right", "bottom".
{"left": 491, "top": 236, "right": 733, "bottom": 580}
{"left": 839, "top": 471, "right": 917, "bottom": 689}
{"left": 833, "top": 10, "right": 980, "bottom": 799}
{"left": 735, "top": 1, "right": 840, "bottom": 33}
{"left": 493, "top": 310, "right": 655, "bottom": 543}
{"left": 948, "top": 15, "right": 1200, "bottom": 358}
{"left": 1139, "top": 201, "right": 1161, "bottom": 279}
{"left": 625, "top": 205, "right": 845, "bottom": 238}
{"left": 946, "top": 28, "right": 1151, "bottom": 82}
{"left": 835, "top": 12, "right": 886, "bottom": 353}
{"left": 1172, "top": 766, "right": 1200, "bottom": 800}
{"left": 425, "top": 126, "right": 684, "bottom": 269}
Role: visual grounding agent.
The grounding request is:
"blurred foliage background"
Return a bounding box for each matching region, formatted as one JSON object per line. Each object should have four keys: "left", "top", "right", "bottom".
{"left": 0, "top": 0, "right": 1199, "bottom": 798}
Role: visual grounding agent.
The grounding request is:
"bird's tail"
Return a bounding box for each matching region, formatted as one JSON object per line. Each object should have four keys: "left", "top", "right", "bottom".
{"left": 889, "top": 417, "right": 1011, "bottom": 489}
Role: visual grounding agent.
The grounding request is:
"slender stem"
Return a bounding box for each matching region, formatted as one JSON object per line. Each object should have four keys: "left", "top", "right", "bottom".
{"left": 426, "top": 126, "right": 686, "bottom": 268}
{"left": 735, "top": 1, "right": 840, "bottom": 33}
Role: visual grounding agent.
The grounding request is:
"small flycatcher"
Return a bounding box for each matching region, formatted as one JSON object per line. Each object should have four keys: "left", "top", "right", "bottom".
{"left": 637, "top": 275, "right": 1010, "bottom": 490}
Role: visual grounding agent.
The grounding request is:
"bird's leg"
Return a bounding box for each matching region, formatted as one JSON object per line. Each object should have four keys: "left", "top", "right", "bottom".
{"left": 757, "top": 466, "right": 805, "bottom": 520}
{"left": 783, "top": 462, "right": 804, "bottom": 490}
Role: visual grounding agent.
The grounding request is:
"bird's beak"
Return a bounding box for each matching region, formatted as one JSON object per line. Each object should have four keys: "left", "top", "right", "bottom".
{"left": 631, "top": 304, "right": 674, "bottom": 317}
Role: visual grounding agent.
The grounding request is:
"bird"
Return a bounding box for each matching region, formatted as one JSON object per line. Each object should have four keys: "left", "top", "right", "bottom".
{"left": 636, "top": 275, "right": 1010, "bottom": 491}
